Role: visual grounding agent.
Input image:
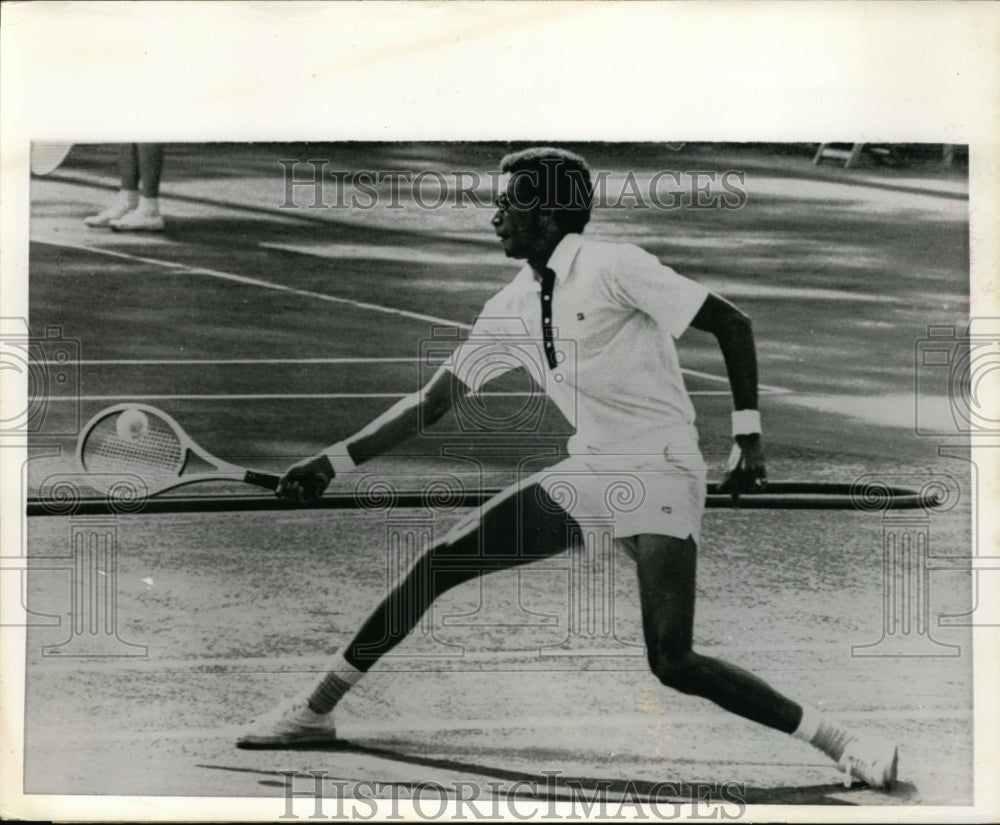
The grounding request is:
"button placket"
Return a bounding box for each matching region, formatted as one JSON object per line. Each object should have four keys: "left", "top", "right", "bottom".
{"left": 540, "top": 267, "right": 557, "bottom": 370}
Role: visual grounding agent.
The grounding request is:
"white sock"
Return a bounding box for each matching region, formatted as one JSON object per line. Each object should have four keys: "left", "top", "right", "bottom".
{"left": 118, "top": 189, "right": 140, "bottom": 210}
{"left": 792, "top": 704, "right": 821, "bottom": 742}
{"left": 136, "top": 195, "right": 160, "bottom": 216}
{"left": 307, "top": 651, "right": 364, "bottom": 714}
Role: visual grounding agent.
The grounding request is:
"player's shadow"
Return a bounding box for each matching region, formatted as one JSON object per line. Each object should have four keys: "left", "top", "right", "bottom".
{"left": 254, "top": 738, "right": 918, "bottom": 805}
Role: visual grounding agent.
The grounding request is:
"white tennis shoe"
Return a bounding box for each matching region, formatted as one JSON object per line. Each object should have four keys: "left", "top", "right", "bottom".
{"left": 839, "top": 734, "right": 898, "bottom": 789}
{"left": 109, "top": 209, "right": 166, "bottom": 232}
{"left": 84, "top": 203, "right": 134, "bottom": 228}
{"left": 236, "top": 698, "right": 339, "bottom": 749}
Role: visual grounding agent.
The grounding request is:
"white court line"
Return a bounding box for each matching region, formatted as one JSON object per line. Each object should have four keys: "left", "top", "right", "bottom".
{"left": 34, "top": 239, "right": 466, "bottom": 329}
{"left": 32, "top": 239, "right": 791, "bottom": 393}
{"left": 36, "top": 356, "right": 793, "bottom": 393}
{"left": 45, "top": 390, "right": 739, "bottom": 401}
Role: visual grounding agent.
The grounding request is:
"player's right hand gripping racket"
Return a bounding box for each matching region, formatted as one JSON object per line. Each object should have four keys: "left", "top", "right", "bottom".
{"left": 77, "top": 403, "right": 280, "bottom": 496}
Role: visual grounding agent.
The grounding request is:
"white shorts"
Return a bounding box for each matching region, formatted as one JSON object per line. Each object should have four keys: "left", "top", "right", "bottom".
{"left": 532, "top": 440, "right": 707, "bottom": 544}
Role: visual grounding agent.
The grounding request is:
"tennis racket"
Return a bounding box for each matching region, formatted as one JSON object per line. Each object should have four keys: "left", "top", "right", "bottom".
{"left": 76, "top": 403, "right": 280, "bottom": 496}
{"left": 30, "top": 142, "right": 74, "bottom": 176}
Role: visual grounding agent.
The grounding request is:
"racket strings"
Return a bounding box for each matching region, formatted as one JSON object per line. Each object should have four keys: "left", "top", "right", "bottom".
{"left": 81, "top": 414, "right": 184, "bottom": 477}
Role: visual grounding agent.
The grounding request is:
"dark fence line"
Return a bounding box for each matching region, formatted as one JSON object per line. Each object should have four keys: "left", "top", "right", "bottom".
{"left": 26, "top": 481, "right": 944, "bottom": 517}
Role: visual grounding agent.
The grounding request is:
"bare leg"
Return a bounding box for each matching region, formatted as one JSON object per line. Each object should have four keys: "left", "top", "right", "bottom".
{"left": 238, "top": 481, "right": 579, "bottom": 743}
{"left": 118, "top": 143, "right": 139, "bottom": 191}
{"left": 106, "top": 144, "right": 165, "bottom": 229}
{"left": 84, "top": 144, "right": 139, "bottom": 225}
{"left": 136, "top": 144, "right": 164, "bottom": 198}
{"left": 631, "top": 533, "right": 802, "bottom": 733}
{"left": 343, "top": 483, "right": 575, "bottom": 669}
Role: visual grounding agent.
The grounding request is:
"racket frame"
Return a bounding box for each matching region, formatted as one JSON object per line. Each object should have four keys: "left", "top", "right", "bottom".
{"left": 76, "top": 402, "right": 279, "bottom": 495}
{"left": 30, "top": 142, "right": 74, "bottom": 176}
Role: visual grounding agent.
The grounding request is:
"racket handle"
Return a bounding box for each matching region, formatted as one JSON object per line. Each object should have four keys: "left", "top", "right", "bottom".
{"left": 243, "top": 470, "right": 281, "bottom": 491}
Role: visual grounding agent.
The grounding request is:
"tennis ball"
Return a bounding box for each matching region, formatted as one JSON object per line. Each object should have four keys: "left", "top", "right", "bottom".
{"left": 116, "top": 407, "right": 149, "bottom": 441}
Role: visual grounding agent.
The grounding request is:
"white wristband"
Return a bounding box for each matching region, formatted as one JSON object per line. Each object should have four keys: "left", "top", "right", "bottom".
{"left": 323, "top": 441, "right": 357, "bottom": 476}
{"left": 731, "top": 409, "right": 761, "bottom": 437}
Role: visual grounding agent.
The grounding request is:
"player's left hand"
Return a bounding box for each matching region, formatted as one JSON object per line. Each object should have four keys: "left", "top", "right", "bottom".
{"left": 717, "top": 433, "right": 767, "bottom": 505}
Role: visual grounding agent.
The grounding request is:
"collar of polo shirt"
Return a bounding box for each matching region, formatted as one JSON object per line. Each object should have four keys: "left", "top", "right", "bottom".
{"left": 547, "top": 233, "right": 583, "bottom": 280}
{"left": 526, "top": 233, "right": 583, "bottom": 289}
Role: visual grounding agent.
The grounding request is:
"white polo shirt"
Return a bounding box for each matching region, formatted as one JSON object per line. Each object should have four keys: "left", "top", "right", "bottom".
{"left": 445, "top": 233, "right": 710, "bottom": 459}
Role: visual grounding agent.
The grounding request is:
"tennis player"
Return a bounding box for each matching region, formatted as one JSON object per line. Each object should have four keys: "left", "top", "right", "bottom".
{"left": 238, "top": 147, "right": 898, "bottom": 790}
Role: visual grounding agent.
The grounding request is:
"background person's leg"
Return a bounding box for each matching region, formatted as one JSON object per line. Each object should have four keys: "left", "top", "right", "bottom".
{"left": 110, "top": 143, "right": 166, "bottom": 231}
{"left": 136, "top": 143, "right": 164, "bottom": 198}
{"left": 119, "top": 143, "right": 140, "bottom": 190}
{"left": 83, "top": 144, "right": 139, "bottom": 226}
{"left": 631, "top": 533, "right": 802, "bottom": 733}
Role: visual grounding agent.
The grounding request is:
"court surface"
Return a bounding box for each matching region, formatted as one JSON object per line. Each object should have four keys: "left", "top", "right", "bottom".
{"left": 20, "top": 143, "right": 974, "bottom": 808}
